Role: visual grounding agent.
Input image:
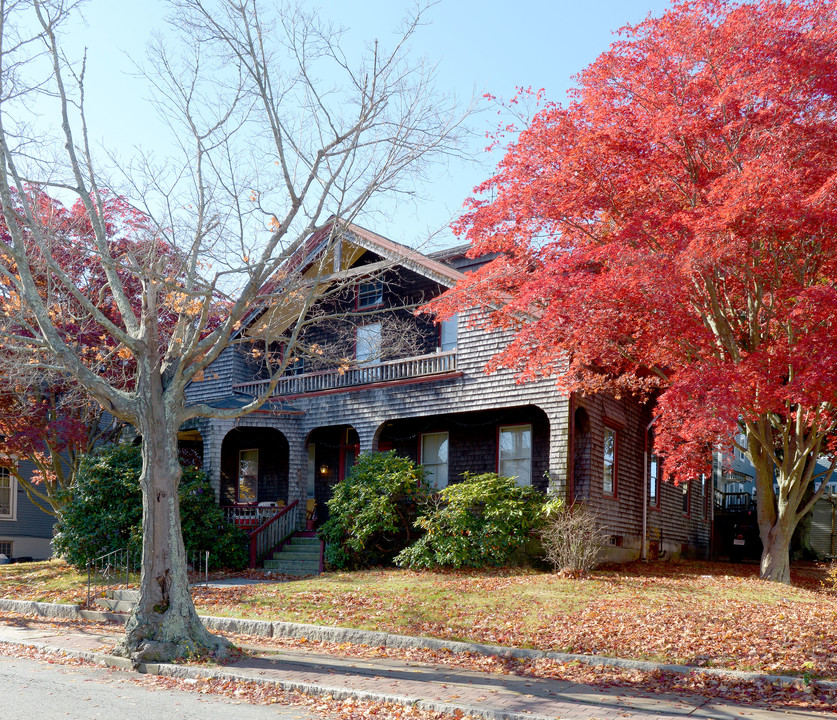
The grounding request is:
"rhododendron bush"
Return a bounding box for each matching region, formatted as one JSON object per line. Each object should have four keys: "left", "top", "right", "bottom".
{"left": 435, "top": 0, "right": 837, "bottom": 582}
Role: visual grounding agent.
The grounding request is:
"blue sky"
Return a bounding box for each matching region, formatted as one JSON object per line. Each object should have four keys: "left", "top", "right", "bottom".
{"left": 65, "top": 0, "right": 674, "bottom": 249}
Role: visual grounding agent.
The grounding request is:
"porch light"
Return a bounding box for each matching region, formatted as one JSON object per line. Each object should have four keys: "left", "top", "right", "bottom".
{"left": 319, "top": 464, "right": 330, "bottom": 478}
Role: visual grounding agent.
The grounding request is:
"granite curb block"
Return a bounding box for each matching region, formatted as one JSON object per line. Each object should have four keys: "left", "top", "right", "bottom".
{"left": 3, "top": 598, "right": 837, "bottom": 692}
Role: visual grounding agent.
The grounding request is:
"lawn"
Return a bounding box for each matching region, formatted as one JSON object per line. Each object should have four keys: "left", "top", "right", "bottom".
{"left": 2, "top": 559, "right": 836, "bottom": 678}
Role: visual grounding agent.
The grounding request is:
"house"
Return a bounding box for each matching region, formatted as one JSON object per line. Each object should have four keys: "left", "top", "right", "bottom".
{"left": 183, "top": 221, "right": 712, "bottom": 566}
{"left": 0, "top": 460, "right": 56, "bottom": 561}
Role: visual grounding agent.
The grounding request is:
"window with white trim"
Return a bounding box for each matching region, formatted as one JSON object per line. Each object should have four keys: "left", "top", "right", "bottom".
{"left": 603, "top": 426, "right": 617, "bottom": 495}
{"left": 649, "top": 454, "right": 659, "bottom": 506}
{"left": 238, "top": 449, "right": 258, "bottom": 502}
{"left": 499, "top": 425, "right": 532, "bottom": 486}
{"left": 0, "top": 467, "right": 15, "bottom": 520}
{"left": 358, "top": 280, "right": 383, "bottom": 308}
{"left": 420, "top": 432, "right": 449, "bottom": 489}
{"left": 355, "top": 322, "right": 382, "bottom": 364}
{"left": 0, "top": 540, "right": 11, "bottom": 557}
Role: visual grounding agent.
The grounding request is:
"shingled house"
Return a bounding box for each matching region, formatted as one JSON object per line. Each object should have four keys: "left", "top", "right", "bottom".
{"left": 183, "top": 221, "right": 711, "bottom": 568}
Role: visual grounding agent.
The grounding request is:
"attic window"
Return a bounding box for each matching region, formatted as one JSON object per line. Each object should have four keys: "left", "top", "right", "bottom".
{"left": 358, "top": 280, "right": 383, "bottom": 308}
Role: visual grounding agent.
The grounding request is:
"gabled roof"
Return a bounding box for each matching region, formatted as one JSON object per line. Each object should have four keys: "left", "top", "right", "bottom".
{"left": 242, "top": 219, "right": 465, "bottom": 340}
{"left": 341, "top": 222, "right": 465, "bottom": 288}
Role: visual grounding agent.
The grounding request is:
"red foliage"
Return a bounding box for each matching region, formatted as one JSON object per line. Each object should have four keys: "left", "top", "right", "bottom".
{"left": 434, "top": 0, "right": 837, "bottom": 482}
{"left": 0, "top": 187, "right": 206, "bottom": 507}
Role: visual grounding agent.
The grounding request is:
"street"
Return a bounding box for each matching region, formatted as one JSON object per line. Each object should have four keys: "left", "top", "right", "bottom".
{"left": 0, "top": 652, "right": 320, "bottom": 720}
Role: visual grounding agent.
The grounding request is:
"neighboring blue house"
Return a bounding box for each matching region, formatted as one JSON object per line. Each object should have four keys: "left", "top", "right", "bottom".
{"left": 0, "top": 459, "right": 55, "bottom": 561}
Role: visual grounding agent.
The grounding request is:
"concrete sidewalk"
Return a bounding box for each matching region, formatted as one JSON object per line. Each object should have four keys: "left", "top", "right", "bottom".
{"left": 0, "top": 619, "right": 830, "bottom": 720}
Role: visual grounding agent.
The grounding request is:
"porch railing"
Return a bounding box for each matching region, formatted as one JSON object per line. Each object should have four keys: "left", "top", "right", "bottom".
{"left": 714, "top": 489, "right": 755, "bottom": 512}
{"left": 232, "top": 350, "right": 457, "bottom": 398}
{"left": 221, "top": 503, "right": 286, "bottom": 529}
{"left": 248, "top": 500, "right": 301, "bottom": 569}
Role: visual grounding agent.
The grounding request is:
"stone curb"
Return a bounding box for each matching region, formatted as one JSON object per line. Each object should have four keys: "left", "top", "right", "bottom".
{"left": 3, "top": 598, "right": 836, "bottom": 692}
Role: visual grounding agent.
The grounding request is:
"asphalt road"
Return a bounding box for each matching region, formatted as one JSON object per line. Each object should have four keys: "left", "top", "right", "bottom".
{"left": 0, "top": 652, "right": 320, "bottom": 720}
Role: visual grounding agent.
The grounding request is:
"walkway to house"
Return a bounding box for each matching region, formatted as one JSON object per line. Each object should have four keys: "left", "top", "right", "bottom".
{"left": 0, "top": 618, "right": 830, "bottom": 720}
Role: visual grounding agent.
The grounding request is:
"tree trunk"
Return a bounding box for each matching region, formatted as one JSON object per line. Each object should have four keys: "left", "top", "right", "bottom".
{"left": 113, "top": 374, "right": 229, "bottom": 664}
{"left": 759, "top": 524, "right": 792, "bottom": 584}
{"left": 751, "top": 437, "right": 795, "bottom": 584}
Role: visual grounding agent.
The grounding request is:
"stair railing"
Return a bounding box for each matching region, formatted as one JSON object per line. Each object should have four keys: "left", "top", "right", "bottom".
{"left": 86, "top": 547, "right": 131, "bottom": 609}
{"left": 248, "top": 500, "right": 300, "bottom": 568}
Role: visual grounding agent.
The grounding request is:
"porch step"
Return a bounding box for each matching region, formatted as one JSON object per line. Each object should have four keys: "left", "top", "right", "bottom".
{"left": 93, "top": 588, "right": 138, "bottom": 613}
{"left": 262, "top": 533, "right": 322, "bottom": 576}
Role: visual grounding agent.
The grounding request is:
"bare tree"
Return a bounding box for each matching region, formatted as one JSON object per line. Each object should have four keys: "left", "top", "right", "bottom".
{"left": 0, "top": 0, "right": 467, "bottom": 663}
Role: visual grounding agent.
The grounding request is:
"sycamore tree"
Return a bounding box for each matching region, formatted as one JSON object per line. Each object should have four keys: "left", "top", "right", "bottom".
{"left": 0, "top": 0, "right": 465, "bottom": 662}
{"left": 433, "top": 0, "right": 837, "bottom": 583}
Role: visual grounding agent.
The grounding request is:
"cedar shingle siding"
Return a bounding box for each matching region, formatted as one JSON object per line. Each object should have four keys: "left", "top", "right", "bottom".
{"left": 184, "top": 227, "right": 710, "bottom": 561}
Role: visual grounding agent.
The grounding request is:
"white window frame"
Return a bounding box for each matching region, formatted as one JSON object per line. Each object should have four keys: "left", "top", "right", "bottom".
{"left": 603, "top": 426, "right": 617, "bottom": 496}
{"left": 0, "top": 540, "right": 12, "bottom": 558}
{"left": 649, "top": 453, "right": 659, "bottom": 506}
{"left": 0, "top": 467, "right": 16, "bottom": 521}
{"left": 420, "top": 432, "right": 449, "bottom": 489}
{"left": 238, "top": 449, "right": 259, "bottom": 503}
{"left": 498, "top": 424, "right": 532, "bottom": 486}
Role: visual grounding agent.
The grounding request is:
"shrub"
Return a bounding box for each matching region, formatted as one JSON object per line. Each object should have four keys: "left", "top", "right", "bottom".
{"left": 823, "top": 560, "right": 837, "bottom": 594}
{"left": 53, "top": 443, "right": 247, "bottom": 570}
{"left": 539, "top": 500, "right": 606, "bottom": 576}
{"left": 395, "top": 473, "right": 544, "bottom": 569}
{"left": 319, "top": 451, "right": 430, "bottom": 570}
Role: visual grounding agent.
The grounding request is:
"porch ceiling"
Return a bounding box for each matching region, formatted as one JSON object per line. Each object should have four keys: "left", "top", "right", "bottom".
{"left": 191, "top": 394, "right": 304, "bottom": 415}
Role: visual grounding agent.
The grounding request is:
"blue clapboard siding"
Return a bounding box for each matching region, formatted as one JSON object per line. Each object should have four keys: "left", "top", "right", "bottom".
{"left": 0, "top": 459, "right": 56, "bottom": 539}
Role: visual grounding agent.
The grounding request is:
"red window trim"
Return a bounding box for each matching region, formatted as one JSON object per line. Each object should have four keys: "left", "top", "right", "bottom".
{"left": 356, "top": 279, "right": 384, "bottom": 311}
{"left": 602, "top": 421, "right": 619, "bottom": 498}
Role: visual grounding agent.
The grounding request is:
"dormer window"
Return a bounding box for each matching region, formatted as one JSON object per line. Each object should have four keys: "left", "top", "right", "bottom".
{"left": 358, "top": 280, "right": 383, "bottom": 309}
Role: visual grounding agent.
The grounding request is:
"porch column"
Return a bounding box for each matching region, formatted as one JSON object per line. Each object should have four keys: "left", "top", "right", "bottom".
{"left": 357, "top": 424, "right": 378, "bottom": 454}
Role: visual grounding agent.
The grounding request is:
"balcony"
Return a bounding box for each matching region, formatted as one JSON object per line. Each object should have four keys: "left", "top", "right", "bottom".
{"left": 232, "top": 349, "right": 458, "bottom": 398}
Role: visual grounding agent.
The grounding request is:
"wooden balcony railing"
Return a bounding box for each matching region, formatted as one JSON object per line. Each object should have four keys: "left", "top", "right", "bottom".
{"left": 232, "top": 349, "right": 457, "bottom": 398}
{"left": 714, "top": 489, "right": 755, "bottom": 512}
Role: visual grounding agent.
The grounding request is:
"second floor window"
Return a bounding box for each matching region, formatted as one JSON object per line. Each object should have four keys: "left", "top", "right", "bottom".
{"left": 439, "top": 315, "right": 458, "bottom": 352}
{"left": 355, "top": 322, "right": 382, "bottom": 364}
{"left": 358, "top": 280, "right": 383, "bottom": 308}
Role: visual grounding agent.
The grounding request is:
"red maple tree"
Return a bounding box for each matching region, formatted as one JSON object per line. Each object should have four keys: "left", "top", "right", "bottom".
{"left": 435, "top": 0, "right": 837, "bottom": 582}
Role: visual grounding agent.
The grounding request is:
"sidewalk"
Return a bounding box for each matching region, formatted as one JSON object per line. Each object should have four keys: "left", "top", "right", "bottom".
{"left": 0, "top": 618, "right": 830, "bottom": 720}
